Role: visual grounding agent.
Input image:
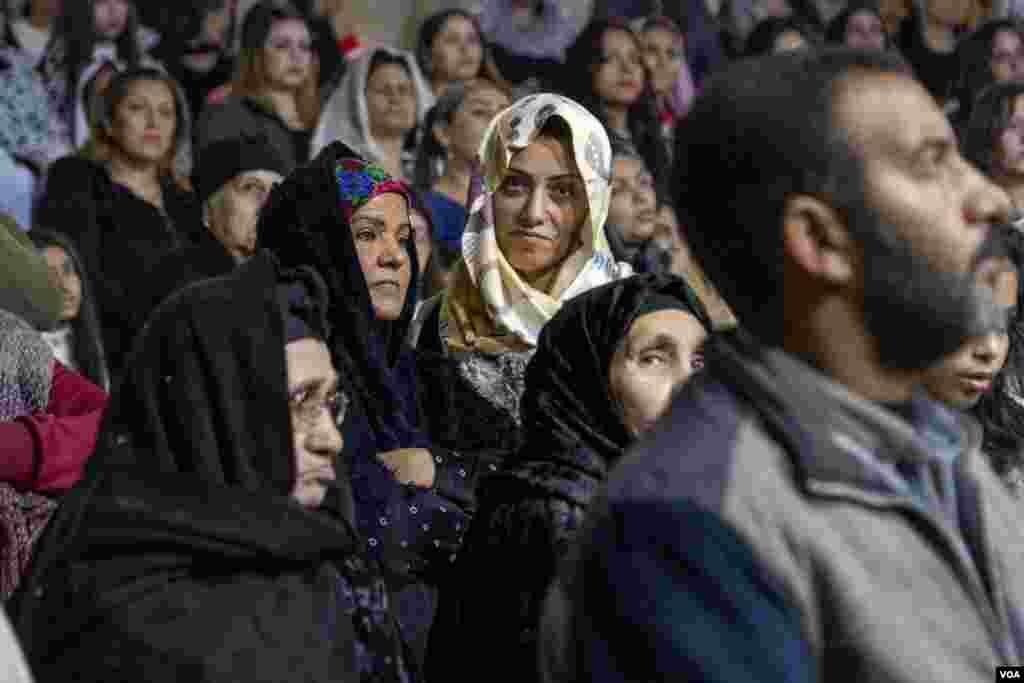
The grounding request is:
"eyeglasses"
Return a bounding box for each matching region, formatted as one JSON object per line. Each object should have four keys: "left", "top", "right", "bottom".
{"left": 290, "top": 388, "right": 350, "bottom": 430}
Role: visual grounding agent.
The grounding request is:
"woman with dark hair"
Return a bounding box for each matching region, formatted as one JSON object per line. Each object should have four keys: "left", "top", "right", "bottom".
{"left": 640, "top": 15, "right": 696, "bottom": 140}
{"left": 28, "top": 229, "right": 109, "bottom": 391}
{"left": 962, "top": 80, "right": 1024, "bottom": 210}
{"left": 923, "top": 223, "right": 1024, "bottom": 496}
{"left": 197, "top": 1, "right": 319, "bottom": 174}
{"left": 7, "top": 253, "right": 415, "bottom": 682}
{"left": 37, "top": 0, "right": 157, "bottom": 154}
{"left": 951, "top": 20, "right": 1024, "bottom": 133}
{"left": 416, "top": 9, "right": 484, "bottom": 99}
{"left": 37, "top": 67, "right": 200, "bottom": 383}
{"left": 313, "top": 46, "right": 433, "bottom": 181}
{"left": 413, "top": 77, "right": 509, "bottom": 250}
{"left": 555, "top": 19, "right": 670, "bottom": 199}
{"left": 434, "top": 273, "right": 712, "bottom": 680}
{"left": 743, "top": 16, "right": 815, "bottom": 56}
{"left": 824, "top": 0, "right": 887, "bottom": 50}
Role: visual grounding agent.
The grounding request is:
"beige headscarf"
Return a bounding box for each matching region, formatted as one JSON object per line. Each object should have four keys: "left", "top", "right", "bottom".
{"left": 440, "top": 93, "right": 631, "bottom": 354}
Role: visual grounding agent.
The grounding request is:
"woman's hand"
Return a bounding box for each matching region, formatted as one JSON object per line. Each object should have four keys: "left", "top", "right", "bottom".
{"left": 377, "top": 448, "right": 436, "bottom": 488}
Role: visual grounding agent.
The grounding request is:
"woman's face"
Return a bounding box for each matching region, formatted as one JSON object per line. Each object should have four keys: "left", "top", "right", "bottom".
{"left": 110, "top": 79, "right": 176, "bottom": 165}
{"left": 845, "top": 10, "right": 886, "bottom": 51}
{"left": 366, "top": 62, "right": 417, "bottom": 138}
{"left": 997, "top": 95, "right": 1024, "bottom": 178}
{"left": 286, "top": 337, "right": 344, "bottom": 509}
{"left": 651, "top": 204, "right": 693, "bottom": 277}
{"left": 609, "top": 155, "right": 657, "bottom": 246}
{"left": 642, "top": 25, "right": 685, "bottom": 97}
{"left": 493, "top": 135, "right": 588, "bottom": 285}
{"left": 429, "top": 15, "right": 483, "bottom": 84}
{"left": 94, "top": 0, "right": 129, "bottom": 41}
{"left": 923, "top": 266, "right": 1018, "bottom": 409}
{"left": 262, "top": 18, "right": 313, "bottom": 91}
{"left": 437, "top": 84, "right": 510, "bottom": 162}
{"left": 991, "top": 29, "right": 1024, "bottom": 84}
{"left": 593, "top": 28, "right": 645, "bottom": 108}
{"left": 411, "top": 208, "right": 432, "bottom": 278}
{"left": 609, "top": 308, "right": 708, "bottom": 437}
{"left": 350, "top": 192, "right": 413, "bottom": 321}
{"left": 43, "top": 246, "right": 82, "bottom": 322}
{"left": 773, "top": 29, "right": 808, "bottom": 53}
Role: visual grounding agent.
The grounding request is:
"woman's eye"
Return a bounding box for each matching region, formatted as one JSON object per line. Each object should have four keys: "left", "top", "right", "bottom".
{"left": 637, "top": 352, "right": 668, "bottom": 367}
{"left": 397, "top": 227, "right": 413, "bottom": 241}
{"left": 356, "top": 229, "right": 376, "bottom": 241}
{"left": 550, "top": 183, "right": 577, "bottom": 200}
{"left": 500, "top": 177, "right": 528, "bottom": 195}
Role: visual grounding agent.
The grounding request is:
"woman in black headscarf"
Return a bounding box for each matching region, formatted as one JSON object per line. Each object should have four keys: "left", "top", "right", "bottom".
{"left": 256, "top": 141, "right": 474, "bottom": 670}
{"left": 432, "top": 273, "right": 713, "bottom": 681}
{"left": 8, "top": 251, "right": 414, "bottom": 683}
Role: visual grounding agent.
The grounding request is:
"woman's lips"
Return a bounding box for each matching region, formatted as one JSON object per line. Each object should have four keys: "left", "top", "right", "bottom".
{"left": 959, "top": 375, "right": 994, "bottom": 392}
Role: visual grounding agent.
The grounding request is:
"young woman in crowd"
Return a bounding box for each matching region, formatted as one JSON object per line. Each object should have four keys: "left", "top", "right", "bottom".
{"left": 640, "top": 16, "right": 695, "bottom": 141}
{"left": 824, "top": 0, "right": 888, "bottom": 50}
{"left": 922, "top": 224, "right": 1024, "bottom": 496}
{"left": 416, "top": 9, "right": 484, "bottom": 99}
{"left": 413, "top": 77, "right": 510, "bottom": 250}
{"left": 8, "top": 254, "right": 415, "bottom": 682}
{"left": 313, "top": 46, "right": 433, "bottom": 182}
{"left": 36, "top": 67, "right": 200, "bottom": 383}
{"left": 28, "top": 229, "right": 109, "bottom": 391}
{"left": 744, "top": 16, "right": 815, "bottom": 56}
{"left": 438, "top": 273, "right": 712, "bottom": 680}
{"left": 962, "top": 80, "right": 1024, "bottom": 211}
{"left": 0, "top": 309, "right": 107, "bottom": 598}
{"left": 38, "top": 0, "right": 157, "bottom": 155}
{"left": 256, "top": 142, "right": 476, "bottom": 671}
{"left": 556, "top": 20, "right": 669, "bottom": 198}
{"left": 197, "top": 1, "right": 318, "bottom": 175}
{"left": 951, "top": 20, "right": 1024, "bottom": 132}
{"left": 413, "top": 93, "right": 630, "bottom": 476}
{"left": 605, "top": 139, "right": 658, "bottom": 267}
{"left": 2, "top": 0, "right": 62, "bottom": 64}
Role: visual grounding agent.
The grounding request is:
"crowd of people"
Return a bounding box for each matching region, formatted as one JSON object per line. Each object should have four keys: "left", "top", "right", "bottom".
{"left": 2, "top": 0, "right": 1024, "bottom": 681}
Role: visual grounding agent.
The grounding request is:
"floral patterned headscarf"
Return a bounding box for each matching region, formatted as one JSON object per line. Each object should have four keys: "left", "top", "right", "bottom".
{"left": 334, "top": 157, "right": 411, "bottom": 222}
{"left": 440, "top": 93, "right": 630, "bottom": 355}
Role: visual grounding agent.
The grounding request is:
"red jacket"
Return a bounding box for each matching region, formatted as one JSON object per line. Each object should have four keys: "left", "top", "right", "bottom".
{"left": 0, "top": 362, "right": 108, "bottom": 493}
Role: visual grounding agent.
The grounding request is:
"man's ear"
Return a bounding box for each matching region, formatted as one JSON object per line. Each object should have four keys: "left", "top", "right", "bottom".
{"left": 782, "top": 195, "right": 855, "bottom": 285}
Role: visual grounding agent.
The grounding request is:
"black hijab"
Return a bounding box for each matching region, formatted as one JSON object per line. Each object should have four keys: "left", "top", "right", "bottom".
{"left": 10, "top": 253, "right": 373, "bottom": 664}
{"left": 257, "top": 141, "right": 427, "bottom": 452}
{"left": 506, "top": 273, "right": 712, "bottom": 504}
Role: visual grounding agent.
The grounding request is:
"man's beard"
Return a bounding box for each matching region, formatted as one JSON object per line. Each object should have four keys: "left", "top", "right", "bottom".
{"left": 852, "top": 201, "right": 1007, "bottom": 372}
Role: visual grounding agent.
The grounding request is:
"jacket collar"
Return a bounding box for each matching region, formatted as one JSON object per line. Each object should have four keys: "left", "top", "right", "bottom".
{"left": 712, "top": 336, "right": 983, "bottom": 500}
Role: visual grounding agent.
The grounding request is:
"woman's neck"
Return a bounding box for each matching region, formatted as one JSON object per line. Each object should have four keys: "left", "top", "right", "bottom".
{"left": 263, "top": 89, "right": 305, "bottom": 130}
{"left": 108, "top": 155, "right": 163, "bottom": 207}
{"left": 435, "top": 155, "right": 474, "bottom": 205}
{"left": 604, "top": 104, "right": 629, "bottom": 138}
{"left": 921, "top": 15, "right": 957, "bottom": 53}
{"left": 374, "top": 135, "right": 406, "bottom": 180}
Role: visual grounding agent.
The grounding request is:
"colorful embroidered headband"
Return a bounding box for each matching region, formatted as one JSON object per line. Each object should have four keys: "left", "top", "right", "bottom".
{"left": 335, "top": 158, "right": 410, "bottom": 223}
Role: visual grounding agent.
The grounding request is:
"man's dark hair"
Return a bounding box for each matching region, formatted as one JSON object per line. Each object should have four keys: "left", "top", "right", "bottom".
{"left": 962, "top": 80, "right": 1024, "bottom": 178}
{"left": 672, "top": 48, "right": 909, "bottom": 343}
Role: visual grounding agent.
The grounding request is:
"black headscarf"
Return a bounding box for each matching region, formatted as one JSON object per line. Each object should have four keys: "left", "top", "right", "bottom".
{"left": 508, "top": 273, "right": 712, "bottom": 502}
{"left": 10, "top": 253, "right": 380, "bottom": 679}
{"left": 257, "top": 141, "right": 427, "bottom": 453}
